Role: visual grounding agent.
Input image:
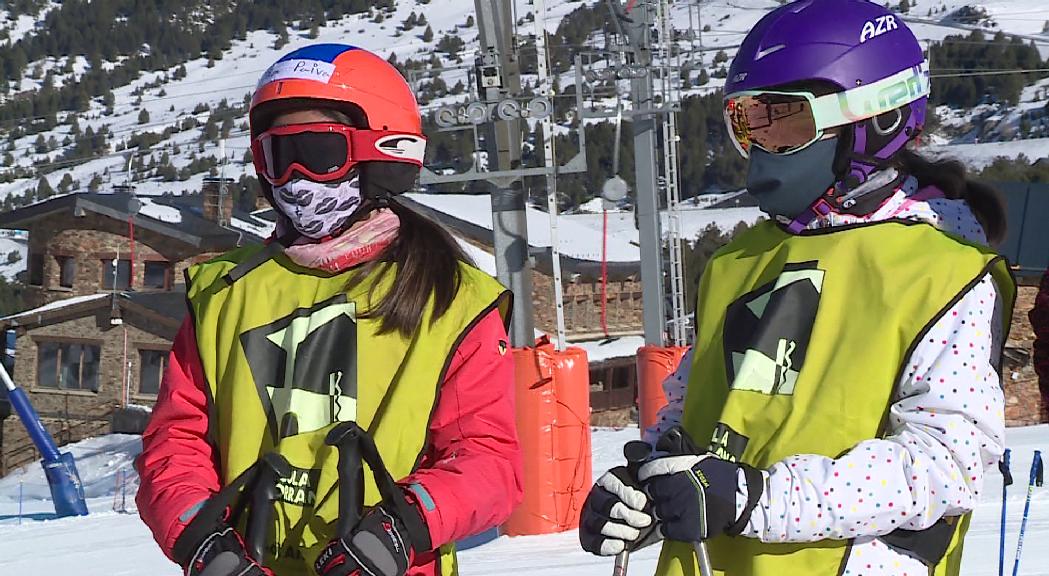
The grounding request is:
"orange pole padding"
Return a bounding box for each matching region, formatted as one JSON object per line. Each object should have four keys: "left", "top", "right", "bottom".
{"left": 636, "top": 345, "right": 689, "bottom": 436}
{"left": 503, "top": 339, "right": 593, "bottom": 537}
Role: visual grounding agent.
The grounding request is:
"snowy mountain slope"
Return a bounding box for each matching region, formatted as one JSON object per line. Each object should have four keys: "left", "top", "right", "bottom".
{"left": 0, "top": 233, "right": 27, "bottom": 281}
{"left": 0, "top": 0, "right": 584, "bottom": 205}
{"left": 0, "top": 2, "right": 58, "bottom": 47}
{"left": 2, "top": 0, "right": 1049, "bottom": 211}
{"left": 1, "top": 426, "right": 1047, "bottom": 575}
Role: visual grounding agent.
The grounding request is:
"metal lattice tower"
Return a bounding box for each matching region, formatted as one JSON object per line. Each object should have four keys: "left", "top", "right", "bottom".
{"left": 655, "top": 0, "right": 689, "bottom": 346}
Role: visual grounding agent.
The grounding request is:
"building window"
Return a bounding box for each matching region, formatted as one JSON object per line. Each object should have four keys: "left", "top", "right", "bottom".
{"left": 101, "top": 258, "right": 132, "bottom": 290}
{"left": 29, "top": 253, "right": 44, "bottom": 286}
{"left": 143, "top": 261, "right": 171, "bottom": 290}
{"left": 36, "top": 341, "right": 100, "bottom": 392}
{"left": 56, "top": 255, "right": 76, "bottom": 288}
{"left": 138, "top": 349, "right": 167, "bottom": 396}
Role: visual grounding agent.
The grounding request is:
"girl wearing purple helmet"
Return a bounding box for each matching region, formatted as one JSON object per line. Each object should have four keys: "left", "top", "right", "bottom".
{"left": 579, "top": 1, "right": 1016, "bottom": 574}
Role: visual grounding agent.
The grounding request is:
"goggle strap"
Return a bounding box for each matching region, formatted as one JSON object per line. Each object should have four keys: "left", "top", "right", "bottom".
{"left": 810, "top": 61, "right": 930, "bottom": 130}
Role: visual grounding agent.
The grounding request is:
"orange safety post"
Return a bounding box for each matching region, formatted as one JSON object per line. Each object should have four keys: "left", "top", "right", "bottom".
{"left": 503, "top": 338, "right": 592, "bottom": 536}
{"left": 636, "top": 346, "right": 689, "bottom": 435}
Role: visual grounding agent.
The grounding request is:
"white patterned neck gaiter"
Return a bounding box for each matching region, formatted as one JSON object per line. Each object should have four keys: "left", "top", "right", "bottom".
{"left": 271, "top": 173, "right": 363, "bottom": 240}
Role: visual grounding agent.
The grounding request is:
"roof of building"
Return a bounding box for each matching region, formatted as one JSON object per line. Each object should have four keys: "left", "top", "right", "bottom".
{"left": 0, "top": 290, "right": 186, "bottom": 332}
{"left": 0, "top": 192, "right": 272, "bottom": 250}
{"left": 399, "top": 192, "right": 765, "bottom": 280}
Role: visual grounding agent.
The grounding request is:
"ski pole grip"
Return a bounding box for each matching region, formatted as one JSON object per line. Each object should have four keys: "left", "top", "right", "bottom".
{"left": 1000, "top": 448, "right": 1013, "bottom": 487}
{"left": 1033, "top": 450, "right": 1043, "bottom": 488}
{"left": 612, "top": 441, "right": 653, "bottom": 576}
{"left": 623, "top": 440, "right": 651, "bottom": 477}
{"left": 656, "top": 426, "right": 701, "bottom": 456}
{"left": 326, "top": 422, "right": 365, "bottom": 540}
{"left": 246, "top": 453, "right": 291, "bottom": 562}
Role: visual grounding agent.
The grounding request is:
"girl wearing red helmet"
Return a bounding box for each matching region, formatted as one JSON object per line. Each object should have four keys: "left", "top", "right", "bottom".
{"left": 135, "top": 44, "right": 522, "bottom": 576}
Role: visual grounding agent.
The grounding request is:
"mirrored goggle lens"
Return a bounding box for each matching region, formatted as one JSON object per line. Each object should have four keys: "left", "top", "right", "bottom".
{"left": 260, "top": 131, "right": 350, "bottom": 182}
{"left": 724, "top": 93, "right": 819, "bottom": 156}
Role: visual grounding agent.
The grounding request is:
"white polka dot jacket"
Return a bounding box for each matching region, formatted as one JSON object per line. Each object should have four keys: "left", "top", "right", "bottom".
{"left": 643, "top": 178, "right": 1006, "bottom": 575}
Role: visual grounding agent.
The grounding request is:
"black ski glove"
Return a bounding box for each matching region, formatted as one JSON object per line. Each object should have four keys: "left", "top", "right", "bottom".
{"left": 638, "top": 453, "right": 763, "bottom": 542}
{"left": 579, "top": 441, "right": 661, "bottom": 556}
{"left": 315, "top": 499, "right": 431, "bottom": 576}
{"left": 173, "top": 515, "right": 274, "bottom": 576}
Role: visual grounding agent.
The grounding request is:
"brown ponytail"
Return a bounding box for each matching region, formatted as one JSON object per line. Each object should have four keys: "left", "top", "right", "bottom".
{"left": 349, "top": 199, "right": 474, "bottom": 337}
{"left": 896, "top": 149, "right": 1008, "bottom": 246}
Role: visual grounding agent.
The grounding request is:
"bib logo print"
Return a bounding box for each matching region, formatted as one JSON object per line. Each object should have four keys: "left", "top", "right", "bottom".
{"left": 722, "top": 262, "right": 825, "bottom": 396}
{"left": 241, "top": 294, "right": 358, "bottom": 440}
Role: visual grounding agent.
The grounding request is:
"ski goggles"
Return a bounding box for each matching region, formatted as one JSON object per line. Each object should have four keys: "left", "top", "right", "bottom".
{"left": 252, "top": 123, "right": 427, "bottom": 186}
{"left": 724, "top": 61, "right": 930, "bottom": 157}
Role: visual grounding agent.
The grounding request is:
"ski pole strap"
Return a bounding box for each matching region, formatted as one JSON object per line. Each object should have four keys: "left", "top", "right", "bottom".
{"left": 245, "top": 453, "right": 292, "bottom": 561}
{"left": 327, "top": 421, "right": 433, "bottom": 552}
{"left": 358, "top": 424, "right": 433, "bottom": 552}
{"left": 172, "top": 459, "right": 266, "bottom": 565}
{"left": 1000, "top": 448, "right": 1013, "bottom": 487}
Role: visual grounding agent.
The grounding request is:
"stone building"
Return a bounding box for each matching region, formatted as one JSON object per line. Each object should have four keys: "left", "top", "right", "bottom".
{"left": 0, "top": 181, "right": 269, "bottom": 474}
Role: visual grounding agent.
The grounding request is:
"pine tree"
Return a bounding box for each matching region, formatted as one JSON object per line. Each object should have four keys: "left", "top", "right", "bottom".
{"left": 0, "top": 275, "right": 23, "bottom": 319}
{"left": 421, "top": 25, "right": 434, "bottom": 42}
{"left": 58, "top": 173, "right": 74, "bottom": 193}
{"left": 138, "top": 108, "right": 150, "bottom": 124}
{"left": 899, "top": 0, "right": 910, "bottom": 13}
{"left": 36, "top": 176, "right": 54, "bottom": 199}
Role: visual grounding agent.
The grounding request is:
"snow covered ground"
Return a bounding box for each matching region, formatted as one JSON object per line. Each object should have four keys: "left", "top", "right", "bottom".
{"left": 0, "top": 426, "right": 1046, "bottom": 575}
{"left": 0, "top": 234, "right": 27, "bottom": 282}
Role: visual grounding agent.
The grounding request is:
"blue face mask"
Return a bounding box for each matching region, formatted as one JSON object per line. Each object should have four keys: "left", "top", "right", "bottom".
{"left": 745, "top": 137, "right": 839, "bottom": 223}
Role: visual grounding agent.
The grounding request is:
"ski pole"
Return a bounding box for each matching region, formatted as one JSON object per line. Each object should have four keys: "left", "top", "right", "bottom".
{"left": 612, "top": 441, "right": 653, "bottom": 576}
{"left": 326, "top": 422, "right": 365, "bottom": 540}
{"left": 655, "top": 427, "right": 714, "bottom": 576}
{"left": 999, "top": 448, "right": 1013, "bottom": 576}
{"left": 1012, "top": 450, "right": 1043, "bottom": 576}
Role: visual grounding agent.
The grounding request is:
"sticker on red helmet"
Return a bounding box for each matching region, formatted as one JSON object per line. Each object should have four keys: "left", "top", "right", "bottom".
{"left": 374, "top": 134, "right": 426, "bottom": 163}
{"left": 257, "top": 59, "right": 337, "bottom": 88}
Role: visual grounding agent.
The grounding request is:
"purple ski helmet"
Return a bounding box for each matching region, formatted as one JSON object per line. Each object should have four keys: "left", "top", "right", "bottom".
{"left": 726, "top": 0, "right": 927, "bottom": 197}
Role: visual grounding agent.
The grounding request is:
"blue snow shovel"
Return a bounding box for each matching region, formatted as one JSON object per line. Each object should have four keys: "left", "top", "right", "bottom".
{"left": 0, "top": 361, "right": 87, "bottom": 517}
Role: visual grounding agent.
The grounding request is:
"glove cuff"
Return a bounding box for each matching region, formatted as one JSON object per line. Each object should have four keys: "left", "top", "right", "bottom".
{"left": 395, "top": 487, "right": 433, "bottom": 554}
{"left": 725, "top": 464, "right": 763, "bottom": 537}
